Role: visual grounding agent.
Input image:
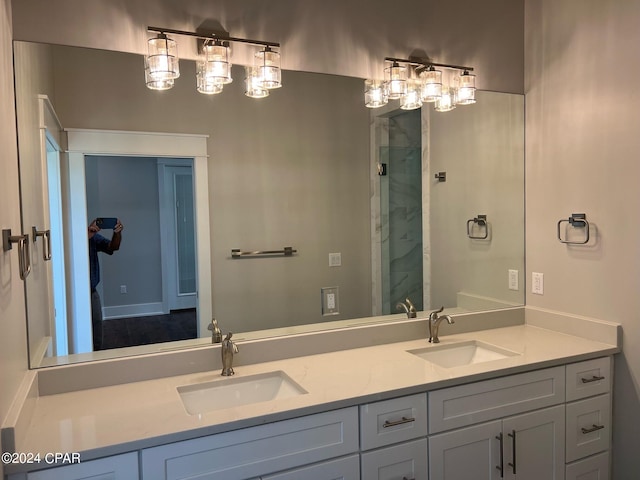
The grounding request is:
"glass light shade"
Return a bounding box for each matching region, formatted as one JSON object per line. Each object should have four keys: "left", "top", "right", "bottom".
{"left": 201, "top": 43, "right": 232, "bottom": 85}
{"left": 255, "top": 48, "right": 282, "bottom": 89}
{"left": 245, "top": 65, "right": 269, "bottom": 98}
{"left": 384, "top": 63, "right": 407, "bottom": 99}
{"left": 400, "top": 79, "right": 422, "bottom": 110}
{"left": 364, "top": 79, "right": 388, "bottom": 108}
{"left": 457, "top": 71, "right": 476, "bottom": 105}
{"left": 144, "top": 57, "right": 174, "bottom": 90}
{"left": 419, "top": 67, "right": 442, "bottom": 102}
{"left": 196, "top": 60, "right": 224, "bottom": 94}
{"left": 146, "top": 34, "right": 180, "bottom": 83}
{"left": 434, "top": 87, "right": 457, "bottom": 112}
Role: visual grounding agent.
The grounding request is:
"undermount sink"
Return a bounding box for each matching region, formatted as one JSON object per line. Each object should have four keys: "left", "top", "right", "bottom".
{"left": 408, "top": 340, "right": 520, "bottom": 368}
{"left": 177, "top": 371, "right": 307, "bottom": 415}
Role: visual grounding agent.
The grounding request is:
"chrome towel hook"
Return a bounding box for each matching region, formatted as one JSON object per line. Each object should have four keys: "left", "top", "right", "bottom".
{"left": 2, "top": 229, "right": 32, "bottom": 280}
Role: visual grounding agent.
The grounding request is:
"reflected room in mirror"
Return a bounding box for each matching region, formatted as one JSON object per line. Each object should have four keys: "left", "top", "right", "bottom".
{"left": 13, "top": 41, "right": 524, "bottom": 368}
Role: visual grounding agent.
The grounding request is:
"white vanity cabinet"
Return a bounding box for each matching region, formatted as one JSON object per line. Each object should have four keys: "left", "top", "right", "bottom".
{"left": 140, "top": 407, "right": 359, "bottom": 480}
{"left": 564, "top": 357, "right": 612, "bottom": 480}
{"left": 428, "top": 366, "right": 566, "bottom": 479}
{"left": 6, "top": 452, "right": 138, "bottom": 480}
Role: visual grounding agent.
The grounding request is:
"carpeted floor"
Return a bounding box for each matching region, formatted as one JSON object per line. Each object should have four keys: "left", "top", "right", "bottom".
{"left": 101, "top": 308, "right": 197, "bottom": 350}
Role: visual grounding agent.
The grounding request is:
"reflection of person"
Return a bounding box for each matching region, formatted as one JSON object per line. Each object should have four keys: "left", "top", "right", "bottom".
{"left": 88, "top": 218, "right": 123, "bottom": 350}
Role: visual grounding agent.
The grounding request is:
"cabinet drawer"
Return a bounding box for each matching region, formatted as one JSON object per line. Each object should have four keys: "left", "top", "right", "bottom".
{"left": 566, "top": 357, "right": 611, "bottom": 402}
{"left": 141, "top": 407, "right": 358, "bottom": 480}
{"left": 566, "top": 394, "right": 611, "bottom": 462}
{"left": 360, "top": 438, "right": 428, "bottom": 480}
{"left": 429, "top": 366, "right": 565, "bottom": 433}
{"left": 566, "top": 451, "right": 610, "bottom": 480}
{"left": 360, "top": 393, "right": 427, "bottom": 450}
{"left": 9, "top": 453, "right": 139, "bottom": 480}
{"left": 262, "top": 454, "right": 360, "bottom": 480}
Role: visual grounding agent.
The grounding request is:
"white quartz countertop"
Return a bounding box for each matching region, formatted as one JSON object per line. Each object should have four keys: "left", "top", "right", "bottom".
{"left": 16, "top": 324, "right": 619, "bottom": 464}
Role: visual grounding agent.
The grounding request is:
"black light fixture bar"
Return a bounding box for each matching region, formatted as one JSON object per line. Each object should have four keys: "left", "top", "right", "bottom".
{"left": 384, "top": 56, "right": 474, "bottom": 72}
{"left": 148, "top": 26, "right": 280, "bottom": 48}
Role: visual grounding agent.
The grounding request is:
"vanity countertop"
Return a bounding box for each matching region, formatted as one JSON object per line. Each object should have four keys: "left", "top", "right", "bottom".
{"left": 12, "top": 322, "right": 619, "bottom": 466}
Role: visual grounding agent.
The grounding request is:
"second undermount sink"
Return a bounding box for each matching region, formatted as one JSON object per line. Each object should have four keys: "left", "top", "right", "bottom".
{"left": 408, "top": 340, "right": 520, "bottom": 368}
{"left": 177, "top": 371, "right": 307, "bottom": 415}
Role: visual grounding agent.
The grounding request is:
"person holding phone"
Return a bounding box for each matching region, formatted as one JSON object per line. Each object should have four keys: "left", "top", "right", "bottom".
{"left": 88, "top": 218, "right": 124, "bottom": 350}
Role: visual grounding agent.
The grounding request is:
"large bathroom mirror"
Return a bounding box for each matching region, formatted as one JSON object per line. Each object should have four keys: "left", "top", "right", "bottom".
{"left": 14, "top": 40, "right": 524, "bottom": 368}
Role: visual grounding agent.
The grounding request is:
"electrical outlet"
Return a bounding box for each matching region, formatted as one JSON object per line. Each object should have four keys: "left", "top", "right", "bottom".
{"left": 508, "top": 269, "right": 519, "bottom": 291}
{"left": 531, "top": 272, "right": 544, "bottom": 295}
{"left": 321, "top": 286, "right": 339, "bottom": 315}
{"left": 120, "top": 285, "right": 127, "bottom": 294}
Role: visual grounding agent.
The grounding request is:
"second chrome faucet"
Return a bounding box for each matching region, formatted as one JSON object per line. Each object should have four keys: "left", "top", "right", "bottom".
{"left": 428, "top": 306, "right": 454, "bottom": 343}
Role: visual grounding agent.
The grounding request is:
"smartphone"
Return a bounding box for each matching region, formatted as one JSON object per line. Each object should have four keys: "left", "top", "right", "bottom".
{"left": 96, "top": 217, "right": 117, "bottom": 229}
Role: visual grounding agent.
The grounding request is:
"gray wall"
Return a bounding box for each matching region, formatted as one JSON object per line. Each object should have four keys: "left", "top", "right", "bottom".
{"left": 525, "top": 0, "right": 640, "bottom": 477}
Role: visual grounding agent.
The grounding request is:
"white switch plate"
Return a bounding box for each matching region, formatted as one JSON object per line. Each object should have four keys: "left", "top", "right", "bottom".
{"left": 120, "top": 285, "right": 127, "bottom": 294}
{"left": 328, "top": 252, "right": 342, "bottom": 267}
{"left": 508, "top": 269, "right": 519, "bottom": 291}
{"left": 531, "top": 272, "right": 544, "bottom": 295}
{"left": 321, "top": 286, "right": 339, "bottom": 315}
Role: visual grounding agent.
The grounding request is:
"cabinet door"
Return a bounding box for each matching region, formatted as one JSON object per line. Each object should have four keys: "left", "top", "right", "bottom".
{"left": 429, "top": 420, "right": 502, "bottom": 480}
{"left": 262, "top": 454, "right": 359, "bottom": 480}
{"left": 502, "top": 405, "right": 565, "bottom": 480}
{"left": 24, "top": 453, "right": 138, "bottom": 480}
{"left": 360, "top": 438, "right": 428, "bottom": 480}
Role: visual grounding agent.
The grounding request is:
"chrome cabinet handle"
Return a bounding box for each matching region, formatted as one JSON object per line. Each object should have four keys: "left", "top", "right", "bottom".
{"left": 383, "top": 416, "right": 416, "bottom": 428}
{"left": 32, "top": 226, "right": 52, "bottom": 261}
{"left": 495, "top": 432, "right": 504, "bottom": 478}
{"left": 508, "top": 430, "right": 517, "bottom": 474}
{"left": 2, "top": 229, "right": 31, "bottom": 280}
{"left": 581, "top": 375, "right": 605, "bottom": 383}
{"left": 581, "top": 424, "right": 605, "bottom": 434}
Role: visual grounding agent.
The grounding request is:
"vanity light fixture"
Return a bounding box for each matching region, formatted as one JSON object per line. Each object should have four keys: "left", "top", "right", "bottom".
{"left": 145, "top": 32, "right": 180, "bottom": 87}
{"left": 456, "top": 70, "right": 476, "bottom": 105}
{"left": 145, "top": 26, "right": 281, "bottom": 97}
{"left": 366, "top": 57, "right": 476, "bottom": 112}
{"left": 364, "top": 79, "right": 389, "bottom": 108}
{"left": 244, "top": 65, "right": 270, "bottom": 98}
{"left": 255, "top": 46, "right": 282, "bottom": 89}
{"left": 384, "top": 61, "right": 408, "bottom": 99}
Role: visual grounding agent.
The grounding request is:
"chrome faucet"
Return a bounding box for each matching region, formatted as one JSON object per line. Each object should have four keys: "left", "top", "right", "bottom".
{"left": 221, "top": 332, "right": 239, "bottom": 376}
{"left": 396, "top": 297, "right": 417, "bottom": 318}
{"left": 428, "top": 306, "right": 454, "bottom": 343}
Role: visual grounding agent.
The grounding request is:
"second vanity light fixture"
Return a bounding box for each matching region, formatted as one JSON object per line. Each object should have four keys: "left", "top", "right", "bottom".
{"left": 365, "top": 57, "right": 476, "bottom": 111}
{"left": 145, "top": 26, "right": 282, "bottom": 98}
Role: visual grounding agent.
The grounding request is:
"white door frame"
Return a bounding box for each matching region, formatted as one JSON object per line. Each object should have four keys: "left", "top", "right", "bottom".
{"left": 65, "top": 129, "right": 211, "bottom": 353}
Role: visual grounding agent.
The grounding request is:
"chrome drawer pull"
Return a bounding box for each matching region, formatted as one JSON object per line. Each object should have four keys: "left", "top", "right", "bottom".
{"left": 581, "top": 424, "right": 605, "bottom": 434}
{"left": 383, "top": 416, "right": 416, "bottom": 428}
{"left": 581, "top": 375, "right": 605, "bottom": 383}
